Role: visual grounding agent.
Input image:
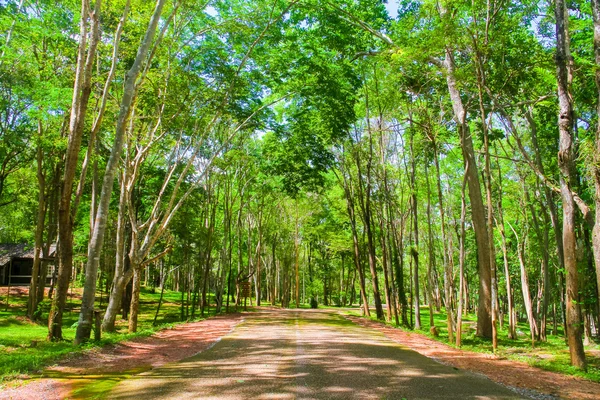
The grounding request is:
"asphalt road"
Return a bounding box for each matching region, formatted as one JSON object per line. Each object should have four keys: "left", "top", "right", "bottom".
{"left": 109, "top": 309, "right": 524, "bottom": 399}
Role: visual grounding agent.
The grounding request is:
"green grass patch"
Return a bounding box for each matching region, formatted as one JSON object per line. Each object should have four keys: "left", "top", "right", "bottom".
{"left": 0, "top": 286, "right": 223, "bottom": 383}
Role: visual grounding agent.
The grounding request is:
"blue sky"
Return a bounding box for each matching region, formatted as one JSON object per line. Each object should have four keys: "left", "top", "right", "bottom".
{"left": 205, "top": 2, "right": 400, "bottom": 20}
{"left": 385, "top": 0, "right": 399, "bottom": 19}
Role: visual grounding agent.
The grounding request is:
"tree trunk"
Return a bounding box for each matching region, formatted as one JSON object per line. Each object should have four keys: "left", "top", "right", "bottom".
{"left": 48, "top": 0, "right": 100, "bottom": 341}
{"left": 511, "top": 221, "right": 538, "bottom": 345}
{"left": 444, "top": 48, "right": 492, "bottom": 338}
{"left": 379, "top": 215, "right": 393, "bottom": 322}
{"left": 295, "top": 203, "right": 300, "bottom": 307}
{"left": 255, "top": 216, "right": 262, "bottom": 306}
{"left": 432, "top": 144, "right": 454, "bottom": 343}
{"left": 590, "top": 0, "right": 600, "bottom": 339}
{"left": 41, "top": 166, "right": 59, "bottom": 303}
{"left": 103, "top": 270, "right": 133, "bottom": 331}
{"left": 474, "top": 56, "right": 498, "bottom": 350}
{"left": 128, "top": 266, "right": 141, "bottom": 333}
{"left": 76, "top": 0, "right": 167, "bottom": 344}
{"left": 555, "top": 0, "right": 586, "bottom": 369}
{"left": 225, "top": 190, "right": 233, "bottom": 312}
{"left": 28, "top": 124, "right": 47, "bottom": 320}
{"left": 101, "top": 176, "right": 130, "bottom": 332}
{"left": 354, "top": 93, "right": 384, "bottom": 320}
{"left": 456, "top": 169, "right": 468, "bottom": 347}
{"left": 521, "top": 109, "right": 565, "bottom": 337}
{"left": 153, "top": 261, "right": 166, "bottom": 325}
{"left": 425, "top": 162, "right": 436, "bottom": 332}
{"left": 409, "top": 125, "right": 421, "bottom": 330}
{"left": 341, "top": 169, "right": 370, "bottom": 316}
{"left": 201, "top": 190, "right": 216, "bottom": 316}
{"left": 392, "top": 207, "right": 409, "bottom": 325}
{"left": 526, "top": 181, "right": 550, "bottom": 341}
{"left": 496, "top": 161, "right": 517, "bottom": 340}
{"left": 271, "top": 235, "right": 277, "bottom": 306}
{"left": 363, "top": 181, "right": 384, "bottom": 319}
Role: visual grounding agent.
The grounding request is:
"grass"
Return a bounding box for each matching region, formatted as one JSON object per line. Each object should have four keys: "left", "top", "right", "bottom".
{"left": 341, "top": 304, "right": 600, "bottom": 383}
{"left": 39, "top": 367, "right": 152, "bottom": 399}
{"left": 0, "top": 285, "right": 223, "bottom": 384}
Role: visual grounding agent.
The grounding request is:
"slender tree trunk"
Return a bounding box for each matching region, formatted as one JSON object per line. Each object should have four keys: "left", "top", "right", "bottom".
{"left": 425, "top": 162, "right": 436, "bottom": 332}
{"left": 555, "top": 0, "right": 586, "bottom": 369}
{"left": 49, "top": 0, "right": 100, "bottom": 341}
{"left": 431, "top": 144, "right": 454, "bottom": 343}
{"left": 41, "top": 166, "right": 59, "bottom": 303}
{"left": 590, "top": 0, "right": 600, "bottom": 335}
{"left": 379, "top": 215, "right": 392, "bottom": 322}
{"left": 225, "top": 190, "right": 233, "bottom": 311}
{"left": 200, "top": 231, "right": 216, "bottom": 317}
{"left": 496, "top": 170, "right": 517, "bottom": 340}
{"left": 456, "top": 169, "right": 468, "bottom": 347}
{"left": 201, "top": 199, "right": 216, "bottom": 316}
{"left": 255, "top": 213, "right": 262, "bottom": 306}
{"left": 511, "top": 221, "right": 538, "bottom": 346}
{"left": 271, "top": 235, "right": 277, "bottom": 306}
{"left": 28, "top": 123, "right": 47, "bottom": 319}
{"left": 341, "top": 168, "right": 370, "bottom": 316}
{"left": 101, "top": 176, "right": 131, "bottom": 332}
{"left": 215, "top": 255, "right": 223, "bottom": 313}
{"left": 354, "top": 92, "right": 384, "bottom": 320}
{"left": 294, "top": 203, "right": 300, "bottom": 307}
{"left": 522, "top": 109, "right": 564, "bottom": 337}
{"left": 362, "top": 181, "right": 383, "bottom": 319}
{"left": 443, "top": 48, "right": 492, "bottom": 338}
{"left": 474, "top": 57, "right": 498, "bottom": 350}
{"left": 526, "top": 182, "right": 550, "bottom": 341}
{"left": 153, "top": 261, "right": 166, "bottom": 326}
{"left": 377, "top": 130, "right": 394, "bottom": 321}
{"left": 408, "top": 125, "right": 421, "bottom": 330}
{"left": 76, "top": 0, "right": 168, "bottom": 344}
{"left": 381, "top": 154, "right": 403, "bottom": 325}
{"left": 392, "top": 207, "right": 409, "bottom": 325}
{"left": 128, "top": 266, "right": 141, "bottom": 333}
{"left": 234, "top": 207, "right": 243, "bottom": 310}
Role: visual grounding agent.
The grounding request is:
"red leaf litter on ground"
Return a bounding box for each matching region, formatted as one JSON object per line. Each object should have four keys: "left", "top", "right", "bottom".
{"left": 344, "top": 314, "right": 600, "bottom": 400}
{"left": 0, "top": 313, "right": 244, "bottom": 400}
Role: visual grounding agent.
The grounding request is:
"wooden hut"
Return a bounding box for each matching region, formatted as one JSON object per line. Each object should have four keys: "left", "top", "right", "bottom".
{"left": 0, "top": 243, "right": 56, "bottom": 286}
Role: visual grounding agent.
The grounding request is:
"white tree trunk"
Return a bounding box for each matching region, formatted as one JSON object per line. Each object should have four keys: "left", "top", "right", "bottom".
{"left": 76, "top": 0, "right": 168, "bottom": 344}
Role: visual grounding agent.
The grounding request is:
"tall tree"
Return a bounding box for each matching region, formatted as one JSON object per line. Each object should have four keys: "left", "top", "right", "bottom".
{"left": 75, "top": 0, "right": 169, "bottom": 345}
{"left": 48, "top": 0, "right": 101, "bottom": 341}
{"left": 554, "top": 0, "right": 586, "bottom": 369}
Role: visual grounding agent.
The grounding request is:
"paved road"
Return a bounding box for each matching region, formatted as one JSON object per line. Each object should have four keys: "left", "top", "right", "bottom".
{"left": 109, "top": 309, "right": 524, "bottom": 399}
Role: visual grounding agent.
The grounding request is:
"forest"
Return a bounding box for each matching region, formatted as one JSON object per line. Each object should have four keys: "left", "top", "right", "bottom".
{"left": 0, "top": 0, "right": 599, "bottom": 379}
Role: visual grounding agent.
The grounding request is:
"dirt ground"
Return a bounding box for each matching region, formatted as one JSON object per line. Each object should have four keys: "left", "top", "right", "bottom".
{"left": 344, "top": 314, "right": 600, "bottom": 400}
{"left": 109, "top": 309, "right": 521, "bottom": 399}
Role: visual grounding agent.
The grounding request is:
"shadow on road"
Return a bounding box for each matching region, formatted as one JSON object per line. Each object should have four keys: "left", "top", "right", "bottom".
{"left": 109, "top": 309, "right": 523, "bottom": 399}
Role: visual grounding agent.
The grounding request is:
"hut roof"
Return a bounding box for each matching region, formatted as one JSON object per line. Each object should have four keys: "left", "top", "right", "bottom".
{"left": 0, "top": 243, "right": 57, "bottom": 266}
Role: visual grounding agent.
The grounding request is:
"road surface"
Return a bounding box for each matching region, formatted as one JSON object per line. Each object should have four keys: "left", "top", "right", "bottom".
{"left": 109, "top": 309, "right": 524, "bottom": 399}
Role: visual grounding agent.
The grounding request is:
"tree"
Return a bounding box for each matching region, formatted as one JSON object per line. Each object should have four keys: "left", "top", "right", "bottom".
{"left": 48, "top": 0, "right": 101, "bottom": 341}
{"left": 75, "top": 0, "right": 168, "bottom": 345}
{"left": 555, "top": 0, "right": 586, "bottom": 369}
